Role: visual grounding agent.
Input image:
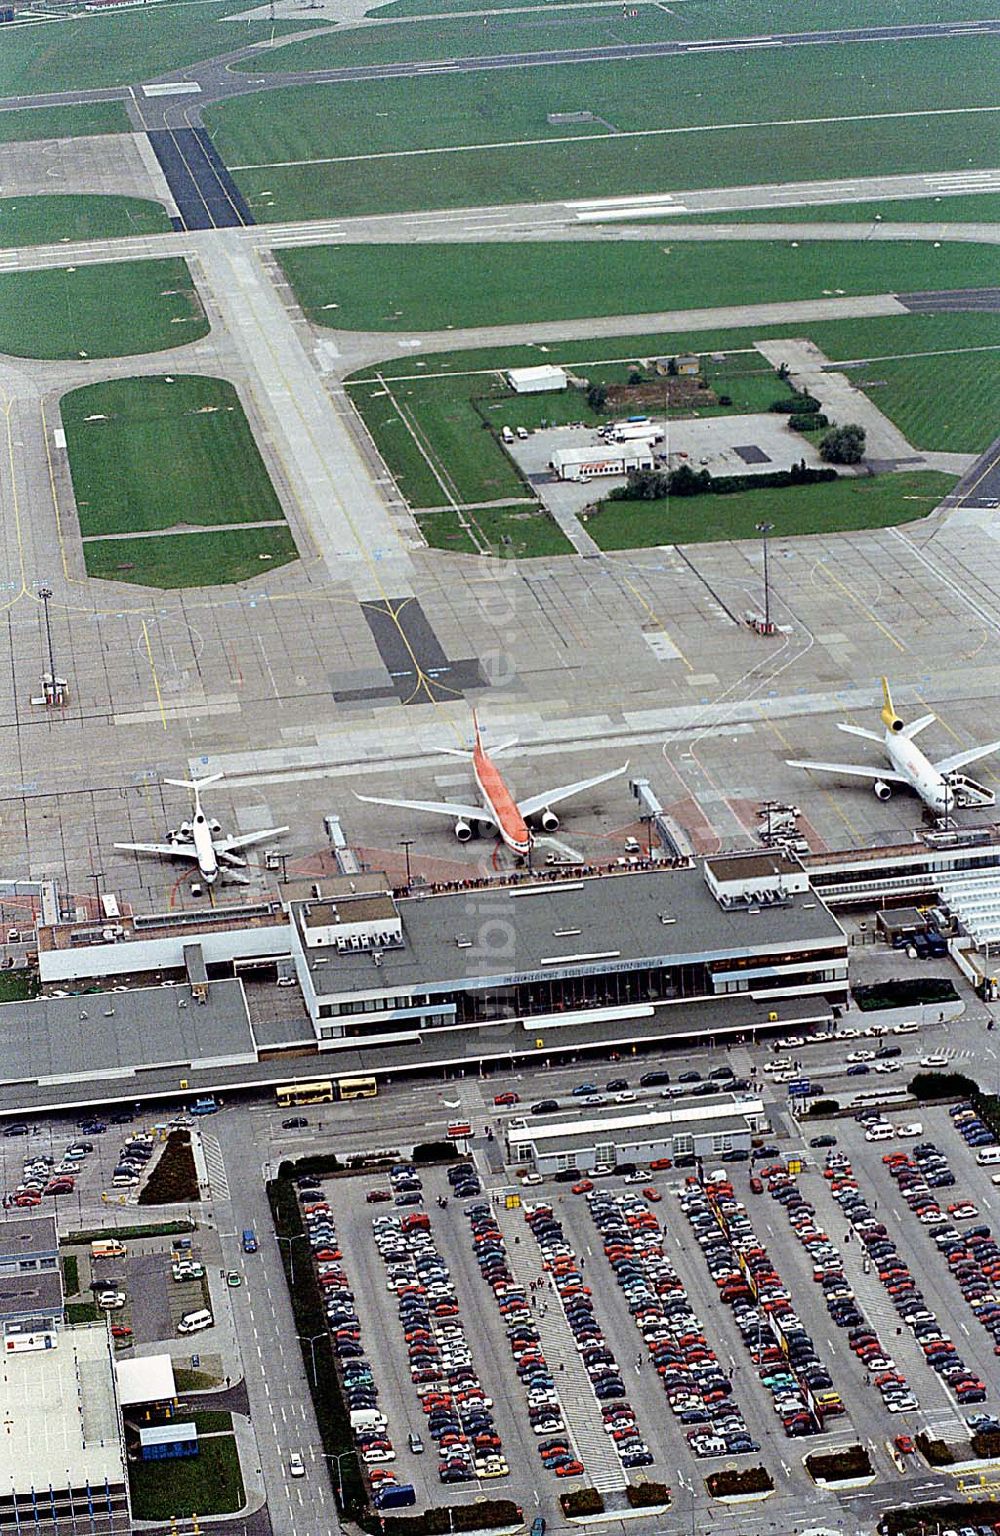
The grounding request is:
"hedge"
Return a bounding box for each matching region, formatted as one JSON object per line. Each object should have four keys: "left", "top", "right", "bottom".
{"left": 139, "top": 1130, "right": 199, "bottom": 1205}
{"left": 706, "top": 1466, "right": 773, "bottom": 1497}
{"left": 806, "top": 1099, "right": 840, "bottom": 1116}
{"left": 909, "top": 1071, "right": 977, "bottom": 1103}
{"left": 880, "top": 1501, "right": 1000, "bottom": 1536}
{"left": 625, "top": 1481, "right": 672, "bottom": 1507}
{"left": 60, "top": 1219, "right": 195, "bottom": 1246}
{"left": 972, "top": 1429, "right": 1000, "bottom": 1458}
{"left": 852, "top": 977, "right": 958, "bottom": 1010}
{"left": 382, "top": 1502, "right": 522, "bottom": 1536}
{"left": 916, "top": 1432, "right": 955, "bottom": 1466}
{"left": 560, "top": 1489, "right": 605, "bottom": 1517}
{"left": 806, "top": 1445, "right": 872, "bottom": 1481}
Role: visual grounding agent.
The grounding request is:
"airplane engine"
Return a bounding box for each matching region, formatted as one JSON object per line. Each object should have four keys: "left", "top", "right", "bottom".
{"left": 209, "top": 819, "right": 223, "bottom": 835}
{"left": 539, "top": 808, "right": 560, "bottom": 833}
{"left": 873, "top": 779, "right": 893, "bottom": 801}
{"left": 454, "top": 818, "right": 474, "bottom": 842}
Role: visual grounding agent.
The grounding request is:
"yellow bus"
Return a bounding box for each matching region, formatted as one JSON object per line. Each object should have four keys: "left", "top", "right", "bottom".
{"left": 275, "top": 1079, "right": 335, "bottom": 1108}
{"left": 274, "top": 1075, "right": 377, "bottom": 1107}
{"left": 337, "top": 1075, "right": 377, "bottom": 1101}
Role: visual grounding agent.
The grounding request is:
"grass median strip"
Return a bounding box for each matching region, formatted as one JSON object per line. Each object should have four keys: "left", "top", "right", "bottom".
{"left": 0, "top": 102, "right": 132, "bottom": 142}
{"left": 83, "top": 526, "right": 299, "bottom": 588}
{"left": 279, "top": 238, "right": 998, "bottom": 333}
{"left": 0, "top": 194, "right": 171, "bottom": 249}
{"left": 0, "top": 258, "right": 206, "bottom": 360}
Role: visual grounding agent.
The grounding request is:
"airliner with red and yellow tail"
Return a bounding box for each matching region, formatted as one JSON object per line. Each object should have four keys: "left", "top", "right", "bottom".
{"left": 355, "top": 713, "right": 627, "bottom": 857}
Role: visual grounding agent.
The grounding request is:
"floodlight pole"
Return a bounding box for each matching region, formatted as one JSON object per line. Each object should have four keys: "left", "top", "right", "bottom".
{"left": 755, "top": 522, "right": 774, "bottom": 630}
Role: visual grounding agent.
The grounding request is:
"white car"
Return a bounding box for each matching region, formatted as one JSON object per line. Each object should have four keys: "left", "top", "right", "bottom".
{"left": 289, "top": 1453, "right": 305, "bottom": 1478}
{"left": 622, "top": 1170, "right": 649, "bottom": 1185}
{"left": 920, "top": 1054, "right": 948, "bottom": 1069}
{"left": 521, "top": 1173, "right": 543, "bottom": 1186}
{"left": 96, "top": 1290, "right": 126, "bottom": 1309}
{"left": 895, "top": 1123, "right": 923, "bottom": 1138}
{"left": 847, "top": 1050, "right": 875, "bottom": 1063}
{"left": 875, "top": 1061, "right": 901, "bottom": 1074}
{"left": 891, "top": 1021, "right": 919, "bottom": 1035}
{"left": 616, "top": 1090, "right": 637, "bottom": 1103}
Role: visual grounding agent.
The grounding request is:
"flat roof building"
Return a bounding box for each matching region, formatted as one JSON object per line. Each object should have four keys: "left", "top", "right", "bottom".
{"left": 0, "top": 1322, "right": 128, "bottom": 1533}
{"left": 508, "top": 1092, "right": 766, "bottom": 1173}
{"left": 290, "top": 857, "right": 847, "bottom": 1053}
{"left": 507, "top": 365, "right": 568, "bottom": 394}
{"left": 0, "top": 1217, "right": 62, "bottom": 1348}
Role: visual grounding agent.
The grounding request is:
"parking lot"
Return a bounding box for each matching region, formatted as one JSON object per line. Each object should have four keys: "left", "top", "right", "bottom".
{"left": 0, "top": 1110, "right": 182, "bottom": 1217}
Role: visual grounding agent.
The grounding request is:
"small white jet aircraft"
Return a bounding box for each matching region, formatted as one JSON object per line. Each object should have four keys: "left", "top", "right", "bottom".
{"left": 787, "top": 678, "right": 1000, "bottom": 814}
{"left": 356, "top": 713, "right": 627, "bottom": 857}
{"left": 115, "top": 773, "right": 288, "bottom": 885}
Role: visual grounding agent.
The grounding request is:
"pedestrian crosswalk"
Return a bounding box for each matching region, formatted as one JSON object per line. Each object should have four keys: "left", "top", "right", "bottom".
{"left": 496, "top": 1207, "right": 626, "bottom": 1493}
{"left": 199, "top": 1133, "right": 230, "bottom": 1201}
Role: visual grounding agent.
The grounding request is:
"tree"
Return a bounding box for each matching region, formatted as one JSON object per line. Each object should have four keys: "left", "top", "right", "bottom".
{"left": 586, "top": 382, "right": 608, "bottom": 413}
{"left": 820, "top": 423, "right": 866, "bottom": 464}
{"left": 668, "top": 463, "right": 711, "bottom": 496}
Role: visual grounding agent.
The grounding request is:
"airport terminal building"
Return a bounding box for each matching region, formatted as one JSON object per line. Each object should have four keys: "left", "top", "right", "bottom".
{"left": 289, "top": 852, "right": 848, "bottom": 1050}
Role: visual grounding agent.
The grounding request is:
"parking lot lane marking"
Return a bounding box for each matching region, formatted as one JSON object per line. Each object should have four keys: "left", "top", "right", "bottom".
{"left": 959, "top": 1320, "right": 970, "bottom": 1335}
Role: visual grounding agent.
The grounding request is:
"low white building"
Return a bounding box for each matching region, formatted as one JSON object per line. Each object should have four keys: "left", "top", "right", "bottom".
{"left": 507, "top": 365, "right": 568, "bottom": 394}
{"left": 551, "top": 442, "right": 655, "bottom": 482}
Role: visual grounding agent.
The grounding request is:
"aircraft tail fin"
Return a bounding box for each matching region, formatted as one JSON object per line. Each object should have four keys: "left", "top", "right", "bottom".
{"left": 880, "top": 677, "right": 905, "bottom": 734}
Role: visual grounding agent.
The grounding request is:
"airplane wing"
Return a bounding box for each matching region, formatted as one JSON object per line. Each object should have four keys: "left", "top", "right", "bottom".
{"left": 933, "top": 739, "right": 1000, "bottom": 776}
{"left": 113, "top": 841, "right": 200, "bottom": 860}
{"left": 354, "top": 792, "right": 498, "bottom": 828}
{"left": 215, "top": 826, "right": 289, "bottom": 855}
{"left": 786, "top": 758, "right": 908, "bottom": 784}
{"left": 517, "top": 764, "right": 629, "bottom": 820}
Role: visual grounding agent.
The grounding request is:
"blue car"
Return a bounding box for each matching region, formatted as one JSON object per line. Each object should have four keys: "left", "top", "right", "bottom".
{"left": 846, "top": 1064, "right": 870, "bottom": 1076}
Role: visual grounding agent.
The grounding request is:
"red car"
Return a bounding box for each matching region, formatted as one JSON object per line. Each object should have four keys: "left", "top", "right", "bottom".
{"left": 571, "top": 1180, "right": 594, "bottom": 1195}
{"left": 493, "top": 1092, "right": 520, "bottom": 1107}
{"left": 642, "top": 1187, "right": 662, "bottom": 1203}
{"left": 554, "top": 1460, "right": 585, "bottom": 1478}
{"left": 110, "top": 1324, "right": 133, "bottom": 1340}
{"left": 366, "top": 1189, "right": 392, "bottom": 1204}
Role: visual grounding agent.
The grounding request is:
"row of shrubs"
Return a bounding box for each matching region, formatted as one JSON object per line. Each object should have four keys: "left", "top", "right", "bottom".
{"left": 805, "top": 1445, "right": 873, "bottom": 1482}
{"left": 607, "top": 461, "right": 838, "bottom": 503}
{"left": 705, "top": 1466, "right": 773, "bottom": 1497}
{"left": 852, "top": 977, "right": 958, "bottom": 1011}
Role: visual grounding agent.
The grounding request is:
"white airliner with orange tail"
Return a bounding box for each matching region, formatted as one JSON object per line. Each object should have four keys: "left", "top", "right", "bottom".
{"left": 355, "top": 714, "right": 628, "bottom": 856}
{"left": 787, "top": 678, "right": 1000, "bottom": 814}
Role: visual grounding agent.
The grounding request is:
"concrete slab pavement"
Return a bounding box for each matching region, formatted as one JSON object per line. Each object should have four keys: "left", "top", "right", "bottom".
{"left": 189, "top": 230, "right": 416, "bottom": 598}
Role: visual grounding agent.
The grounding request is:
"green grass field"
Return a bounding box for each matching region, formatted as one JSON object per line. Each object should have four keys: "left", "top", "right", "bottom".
{"left": 0, "top": 195, "right": 171, "bottom": 249}
{"left": 0, "top": 259, "right": 206, "bottom": 359}
{"left": 0, "top": 102, "right": 132, "bottom": 141}
{"left": 587, "top": 470, "right": 958, "bottom": 550}
{"left": 278, "top": 239, "right": 998, "bottom": 334}
{"left": 419, "top": 505, "right": 572, "bottom": 557}
{"left": 372, "top": 0, "right": 990, "bottom": 24}
{"left": 62, "top": 375, "right": 286, "bottom": 537}
{"left": 254, "top": 0, "right": 996, "bottom": 69}
{"left": 208, "top": 35, "right": 1000, "bottom": 219}
{"left": 845, "top": 351, "right": 1000, "bottom": 454}
{"left": 84, "top": 526, "right": 298, "bottom": 588}
{"left": 129, "top": 1435, "right": 245, "bottom": 1520}
{"left": 0, "top": 1, "right": 320, "bottom": 95}
{"left": 662, "top": 194, "right": 1000, "bottom": 225}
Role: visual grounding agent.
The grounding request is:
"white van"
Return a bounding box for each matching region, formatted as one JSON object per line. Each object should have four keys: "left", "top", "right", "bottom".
{"left": 350, "top": 1409, "right": 387, "bottom": 1431}
{"left": 976, "top": 1148, "right": 1000, "bottom": 1166}
{"left": 177, "top": 1308, "right": 213, "bottom": 1334}
{"left": 865, "top": 1125, "right": 895, "bottom": 1142}
{"left": 91, "top": 1240, "right": 126, "bottom": 1260}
